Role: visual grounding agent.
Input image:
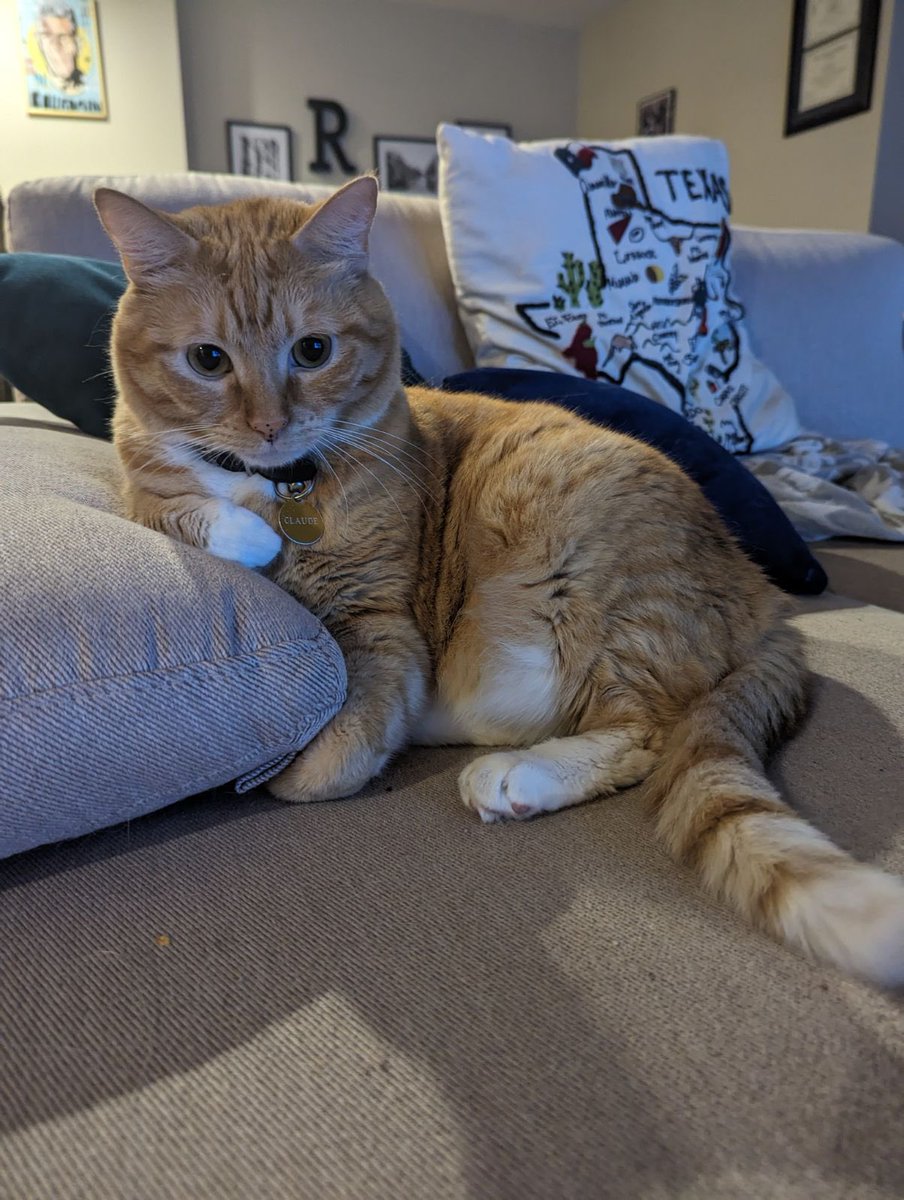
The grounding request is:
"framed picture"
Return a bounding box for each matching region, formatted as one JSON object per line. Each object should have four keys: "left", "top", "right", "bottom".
{"left": 19, "top": 0, "right": 107, "bottom": 119}
{"left": 456, "top": 120, "right": 513, "bottom": 138}
{"left": 636, "top": 88, "right": 676, "bottom": 136}
{"left": 785, "top": 0, "right": 881, "bottom": 135}
{"left": 227, "top": 121, "right": 294, "bottom": 181}
{"left": 373, "top": 136, "right": 438, "bottom": 195}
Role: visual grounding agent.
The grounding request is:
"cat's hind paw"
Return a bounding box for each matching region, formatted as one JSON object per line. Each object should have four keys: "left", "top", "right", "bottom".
{"left": 458, "top": 744, "right": 656, "bottom": 824}
{"left": 459, "top": 752, "right": 564, "bottom": 824}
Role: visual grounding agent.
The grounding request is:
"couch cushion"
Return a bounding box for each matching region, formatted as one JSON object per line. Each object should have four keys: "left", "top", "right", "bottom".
{"left": 0, "top": 405, "right": 346, "bottom": 858}
{"left": 731, "top": 227, "right": 904, "bottom": 445}
{"left": 813, "top": 538, "right": 904, "bottom": 613}
{"left": 0, "top": 596, "right": 901, "bottom": 1198}
{"left": 5, "top": 172, "right": 473, "bottom": 384}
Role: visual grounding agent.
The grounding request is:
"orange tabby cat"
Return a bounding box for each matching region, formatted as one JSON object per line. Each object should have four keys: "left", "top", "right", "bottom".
{"left": 95, "top": 177, "right": 904, "bottom": 986}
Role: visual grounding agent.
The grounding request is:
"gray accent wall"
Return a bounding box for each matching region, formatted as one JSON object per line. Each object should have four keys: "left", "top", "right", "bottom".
{"left": 176, "top": 0, "right": 579, "bottom": 184}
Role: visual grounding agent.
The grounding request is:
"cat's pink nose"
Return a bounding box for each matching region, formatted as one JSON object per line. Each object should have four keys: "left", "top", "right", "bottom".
{"left": 249, "top": 414, "right": 289, "bottom": 442}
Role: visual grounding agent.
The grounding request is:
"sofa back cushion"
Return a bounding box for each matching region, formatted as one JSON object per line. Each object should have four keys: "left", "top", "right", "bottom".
{"left": 4, "top": 173, "right": 473, "bottom": 385}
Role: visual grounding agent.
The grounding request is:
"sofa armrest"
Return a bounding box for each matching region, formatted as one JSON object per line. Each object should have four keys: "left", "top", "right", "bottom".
{"left": 733, "top": 227, "right": 904, "bottom": 445}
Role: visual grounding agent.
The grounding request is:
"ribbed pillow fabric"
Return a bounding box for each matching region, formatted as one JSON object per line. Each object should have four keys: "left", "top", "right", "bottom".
{"left": 0, "top": 412, "right": 346, "bottom": 858}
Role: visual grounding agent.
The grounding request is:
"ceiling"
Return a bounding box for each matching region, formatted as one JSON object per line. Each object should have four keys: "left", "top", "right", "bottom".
{"left": 390, "top": 0, "right": 621, "bottom": 31}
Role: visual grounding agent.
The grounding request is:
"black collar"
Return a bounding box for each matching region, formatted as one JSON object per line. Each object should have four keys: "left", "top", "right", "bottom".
{"left": 200, "top": 450, "right": 317, "bottom": 485}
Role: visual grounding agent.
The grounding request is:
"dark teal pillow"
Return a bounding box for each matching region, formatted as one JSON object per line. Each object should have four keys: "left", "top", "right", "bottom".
{"left": 0, "top": 253, "right": 125, "bottom": 438}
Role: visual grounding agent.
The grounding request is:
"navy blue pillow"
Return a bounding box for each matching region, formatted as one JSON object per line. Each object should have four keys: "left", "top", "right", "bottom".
{"left": 442, "top": 368, "right": 826, "bottom": 596}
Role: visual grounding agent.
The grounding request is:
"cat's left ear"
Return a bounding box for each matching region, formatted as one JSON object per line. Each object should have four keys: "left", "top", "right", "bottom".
{"left": 293, "top": 175, "right": 378, "bottom": 267}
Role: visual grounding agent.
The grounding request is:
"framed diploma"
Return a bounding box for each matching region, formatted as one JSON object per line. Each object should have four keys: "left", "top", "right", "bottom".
{"left": 785, "top": 0, "right": 882, "bottom": 135}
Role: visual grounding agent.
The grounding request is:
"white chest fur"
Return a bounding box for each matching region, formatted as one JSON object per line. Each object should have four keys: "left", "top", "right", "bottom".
{"left": 162, "top": 440, "right": 278, "bottom": 508}
{"left": 413, "top": 640, "right": 561, "bottom": 748}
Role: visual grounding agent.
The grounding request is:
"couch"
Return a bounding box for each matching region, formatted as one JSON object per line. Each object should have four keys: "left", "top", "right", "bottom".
{"left": 1, "top": 173, "right": 903, "bottom": 1200}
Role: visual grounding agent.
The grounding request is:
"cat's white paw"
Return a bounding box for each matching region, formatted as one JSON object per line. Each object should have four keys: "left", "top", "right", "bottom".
{"left": 459, "top": 752, "right": 564, "bottom": 824}
{"left": 207, "top": 502, "right": 281, "bottom": 568}
{"left": 459, "top": 745, "right": 656, "bottom": 824}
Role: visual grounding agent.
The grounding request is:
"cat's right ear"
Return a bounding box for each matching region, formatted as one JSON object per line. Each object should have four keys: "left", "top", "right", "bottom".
{"left": 292, "top": 175, "right": 378, "bottom": 268}
{"left": 94, "top": 188, "right": 194, "bottom": 283}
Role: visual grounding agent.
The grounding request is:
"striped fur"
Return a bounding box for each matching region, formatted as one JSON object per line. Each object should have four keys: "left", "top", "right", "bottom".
{"left": 97, "top": 178, "right": 904, "bottom": 986}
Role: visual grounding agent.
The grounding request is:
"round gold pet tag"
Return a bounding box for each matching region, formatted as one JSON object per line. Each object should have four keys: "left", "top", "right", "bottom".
{"left": 278, "top": 499, "right": 324, "bottom": 546}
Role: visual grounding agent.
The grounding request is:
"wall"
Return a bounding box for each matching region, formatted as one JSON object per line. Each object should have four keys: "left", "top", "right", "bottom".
{"left": 578, "top": 0, "right": 894, "bottom": 231}
{"left": 176, "top": 0, "right": 578, "bottom": 182}
{"left": 870, "top": 0, "right": 904, "bottom": 241}
{"left": 0, "top": 0, "right": 187, "bottom": 199}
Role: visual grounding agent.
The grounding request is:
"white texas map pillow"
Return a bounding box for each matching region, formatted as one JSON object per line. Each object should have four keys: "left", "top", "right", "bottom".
{"left": 437, "top": 125, "right": 800, "bottom": 454}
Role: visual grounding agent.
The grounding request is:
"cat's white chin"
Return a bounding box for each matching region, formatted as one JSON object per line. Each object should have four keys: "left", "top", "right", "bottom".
{"left": 206, "top": 500, "right": 282, "bottom": 568}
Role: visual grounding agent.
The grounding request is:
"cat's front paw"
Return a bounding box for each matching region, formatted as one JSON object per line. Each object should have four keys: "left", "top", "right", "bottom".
{"left": 268, "top": 722, "right": 389, "bottom": 804}
{"left": 207, "top": 501, "right": 281, "bottom": 568}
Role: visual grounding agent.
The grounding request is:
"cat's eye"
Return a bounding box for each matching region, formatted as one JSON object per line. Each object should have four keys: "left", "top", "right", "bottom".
{"left": 291, "top": 335, "right": 332, "bottom": 369}
{"left": 187, "top": 344, "right": 232, "bottom": 377}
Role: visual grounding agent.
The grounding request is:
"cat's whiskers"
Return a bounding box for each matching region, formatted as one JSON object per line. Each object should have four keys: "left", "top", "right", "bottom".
{"left": 317, "top": 440, "right": 385, "bottom": 519}
{"left": 325, "top": 429, "right": 436, "bottom": 510}
{"left": 311, "top": 446, "right": 351, "bottom": 531}
{"left": 330, "top": 423, "right": 442, "bottom": 483}
{"left": 127, "top": 428, "right": 231, "bottom": 476}
{"left": 332, "top": 418, "right": 443, "bottom": 470}
{"left": 128, "top": 426, "right": 218, "bottom": 449}
{"left": 319, "top": 434, "right": 414, "bottom": 530}
{"left": 327, "top": 440, "right": 433, "bottom": 524}
{"left": 81, "top": 366, "right": 117, "bottom": 385}
{"left": 320, "top": 435, "right": 410, "bottom": 522}
{"left": 331, "top": 430, "right": 433, "bottom": 496}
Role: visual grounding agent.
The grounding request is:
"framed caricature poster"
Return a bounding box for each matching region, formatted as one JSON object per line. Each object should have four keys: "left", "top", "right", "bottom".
{"left": 19, "top": 0, "right": 108, "bottom": 119}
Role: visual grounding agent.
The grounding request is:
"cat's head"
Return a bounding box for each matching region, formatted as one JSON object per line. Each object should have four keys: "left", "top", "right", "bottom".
{"left": 95, "top": 177, "right": 399, "bottom": 470}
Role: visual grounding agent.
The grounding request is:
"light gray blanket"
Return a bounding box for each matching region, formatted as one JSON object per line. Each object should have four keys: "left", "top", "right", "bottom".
{"left": 744, "top": 434, "right": 904, "bottom": 543}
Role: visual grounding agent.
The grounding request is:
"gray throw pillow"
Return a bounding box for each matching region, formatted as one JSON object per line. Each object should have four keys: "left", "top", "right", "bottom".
{"left": 0, "top": 407, "right": 346, "bottom": 858}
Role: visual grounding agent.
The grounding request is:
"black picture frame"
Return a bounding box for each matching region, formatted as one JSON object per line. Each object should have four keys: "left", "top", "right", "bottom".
{"left": 373, "top": 135, "right": 439, "bottom": 195}
{"left": 226, "top": 120, "right": 294, "bottom": 181}
{"left": 456, "top": 120, "right": 513, "bottom": 138}
{"left": 785, "top": 0, "right": 881, "bottom": 136}
{"left": 636, "top": 88, "right": 676, "bottom": 136}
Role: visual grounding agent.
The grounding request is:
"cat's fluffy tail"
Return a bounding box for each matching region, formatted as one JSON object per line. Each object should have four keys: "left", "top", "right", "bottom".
{"left": 647, "top": 623, "right": 904, "bottom": 986}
